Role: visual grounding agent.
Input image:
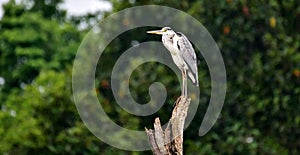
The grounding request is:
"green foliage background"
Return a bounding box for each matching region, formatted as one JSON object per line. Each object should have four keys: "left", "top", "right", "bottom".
{"left": 0, "top": 0, "right": 299, "bottom": 154}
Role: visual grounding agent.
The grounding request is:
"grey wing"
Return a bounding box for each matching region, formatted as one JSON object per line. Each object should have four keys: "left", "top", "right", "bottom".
{"left": 177, "top": 32, "right": 199, "bottom": 86}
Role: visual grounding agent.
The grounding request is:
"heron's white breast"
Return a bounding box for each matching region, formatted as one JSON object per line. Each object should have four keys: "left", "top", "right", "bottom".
{"left": 162, "top": 37, "right": 188, "bottom": 71}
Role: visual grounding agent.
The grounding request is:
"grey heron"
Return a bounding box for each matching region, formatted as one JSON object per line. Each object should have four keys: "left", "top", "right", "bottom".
{"left": 147, "top": 27, "right": 198, "bottom": 97}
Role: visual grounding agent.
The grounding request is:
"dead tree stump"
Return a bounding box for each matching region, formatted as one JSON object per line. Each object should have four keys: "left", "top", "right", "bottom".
{"left": 145, "top": 96, "right": 191, "bottom": 155}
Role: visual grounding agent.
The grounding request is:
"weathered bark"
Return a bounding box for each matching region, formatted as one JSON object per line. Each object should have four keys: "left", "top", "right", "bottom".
{"left": 145, "top": 96, "right": 191, "bottom": 155}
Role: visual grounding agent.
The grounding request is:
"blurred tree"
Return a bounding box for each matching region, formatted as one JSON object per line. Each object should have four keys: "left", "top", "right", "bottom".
{"left": 0, "top": 69, "right": 109, "bottom": 154}
{"left": 0, "top": 1, "right": 137, "bottom": 154}
{"left": 29, "top": 0, "right": 66, "bottom": 20}
{"left": 0, "top": 0, "right": 80, "bottom": 95}
{"left": 0, "top": 1, "right": 98, "bottom": 154}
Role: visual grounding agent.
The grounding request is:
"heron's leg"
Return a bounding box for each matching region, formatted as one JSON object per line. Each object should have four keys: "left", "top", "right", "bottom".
{"left": 181, "top": 70, "right": 184, "bottom": 97}
{"left": 184, "top": 69, "right": 187, "bottom": 97}
{"left": 186, "top": 77, "right": 188, "bottom": 97}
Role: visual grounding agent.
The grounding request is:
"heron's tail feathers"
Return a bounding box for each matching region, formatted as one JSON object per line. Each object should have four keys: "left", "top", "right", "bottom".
{"left": 188, "top": 70, "right": 199, "bottom": 86}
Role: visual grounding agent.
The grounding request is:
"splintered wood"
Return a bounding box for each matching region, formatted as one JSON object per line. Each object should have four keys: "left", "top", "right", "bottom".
{"left": 145, "top": 96, "right": 191, "bottom": 155}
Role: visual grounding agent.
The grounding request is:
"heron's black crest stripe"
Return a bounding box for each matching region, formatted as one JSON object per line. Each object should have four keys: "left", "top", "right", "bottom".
{"left": 176, "top": 32, "right": 183, "bottom": 36}
{"left": 177, "top": 41, "right": 180, "bottom": 50}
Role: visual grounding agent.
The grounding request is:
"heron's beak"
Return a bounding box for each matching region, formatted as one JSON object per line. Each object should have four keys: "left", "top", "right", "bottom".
{"left": 147, "top": 30, "right": 164, "bottom": 35}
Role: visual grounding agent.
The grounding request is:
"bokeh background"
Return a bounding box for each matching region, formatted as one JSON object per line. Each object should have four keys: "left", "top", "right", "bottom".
{"left": 0, "top": 0, "right": 299, "bottom": 154}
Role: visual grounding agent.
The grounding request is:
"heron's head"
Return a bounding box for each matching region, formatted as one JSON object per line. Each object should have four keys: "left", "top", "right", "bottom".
{"left": 147, "top": 27, "right": 174, "bottom": 35}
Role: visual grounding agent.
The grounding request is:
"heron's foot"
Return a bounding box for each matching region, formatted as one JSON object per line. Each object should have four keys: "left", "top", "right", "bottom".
{"left": 173, "top": 95, "right": 188, "bottom": 107}
{"left": 172, "top": 96, "right": 181, "bottom": 107}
